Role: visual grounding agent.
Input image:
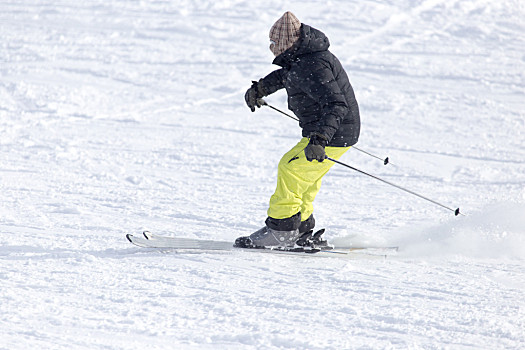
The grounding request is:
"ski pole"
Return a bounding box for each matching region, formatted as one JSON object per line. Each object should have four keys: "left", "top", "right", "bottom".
{"left": 326, "top": 156, "right": 462, "bottom": 216}
{"left": 258, "top": 98, "right": 299, "bottom": 122}
{"left": 258, "top": 98, "right": 391, "bottom": 165}
{"left": 353, "top": 148, "right": 390, "bottom": 166}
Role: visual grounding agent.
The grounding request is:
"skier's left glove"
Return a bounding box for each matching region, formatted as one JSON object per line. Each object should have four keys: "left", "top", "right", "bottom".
{"left": 305, "top": 133, "right": 329, "bottom": 162}
{"left": 244, "top": 80, "right": 267, "bottom": 112}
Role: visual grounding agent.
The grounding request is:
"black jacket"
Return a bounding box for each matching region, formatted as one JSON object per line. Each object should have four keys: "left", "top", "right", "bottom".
{"left": 260, "top": 24, "right": 360, "bottom": 147}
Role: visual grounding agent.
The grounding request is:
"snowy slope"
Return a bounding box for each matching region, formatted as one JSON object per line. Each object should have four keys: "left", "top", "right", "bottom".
{"left": 1, "top": 0, "right": 524, "bottom": 349}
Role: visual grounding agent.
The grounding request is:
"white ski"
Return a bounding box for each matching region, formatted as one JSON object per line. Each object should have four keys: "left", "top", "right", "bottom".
{"left": 127, "top": 231, "right": 398, "bottom": 258}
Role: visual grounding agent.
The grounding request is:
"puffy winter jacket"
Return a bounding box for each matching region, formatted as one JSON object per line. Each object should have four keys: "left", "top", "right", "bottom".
{"left": 260, "top": 24, "right": 360, "bottom": 147}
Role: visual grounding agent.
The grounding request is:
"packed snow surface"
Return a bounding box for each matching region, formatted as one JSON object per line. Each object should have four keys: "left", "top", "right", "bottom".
{"left": 1, "top": 0, "right": 524, "bottom": 349}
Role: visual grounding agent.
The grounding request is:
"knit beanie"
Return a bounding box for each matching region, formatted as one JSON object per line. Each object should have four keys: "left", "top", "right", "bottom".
{"left": 269, "top": 11, "right": 301, "bottom": 56}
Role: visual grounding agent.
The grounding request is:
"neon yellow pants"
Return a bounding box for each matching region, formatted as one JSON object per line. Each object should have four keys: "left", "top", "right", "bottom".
{"left": 268, "top": 137, "right": 350, "bottom": 222}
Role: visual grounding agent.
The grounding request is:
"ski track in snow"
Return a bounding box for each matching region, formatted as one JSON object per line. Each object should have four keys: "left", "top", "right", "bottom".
{"left": 1, "top": 1, "right": 524, "bottom": 349}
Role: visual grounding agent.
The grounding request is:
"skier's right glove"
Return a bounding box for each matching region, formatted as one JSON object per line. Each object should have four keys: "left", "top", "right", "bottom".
{"left": 244, "top": 80, "right": 267, "bottom": 112}
{"left": 305, "top": 133, "right": 329, "bottom": 162}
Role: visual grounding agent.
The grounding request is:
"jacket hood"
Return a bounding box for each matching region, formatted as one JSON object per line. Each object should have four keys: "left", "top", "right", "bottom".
{"left": 273, "top": 24, "right": 330, "bottom": 67}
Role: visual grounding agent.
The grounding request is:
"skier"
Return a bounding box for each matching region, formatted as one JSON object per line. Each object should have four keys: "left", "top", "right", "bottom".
{"left": 235, "top": 11, "right": 360, "bottom": 249}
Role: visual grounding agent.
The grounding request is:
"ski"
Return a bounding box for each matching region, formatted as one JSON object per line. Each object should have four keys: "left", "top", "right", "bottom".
{"left": 126, "top": 231, "right": 398, "bottom": 258}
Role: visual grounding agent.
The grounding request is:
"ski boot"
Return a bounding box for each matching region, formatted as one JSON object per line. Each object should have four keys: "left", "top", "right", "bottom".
{"left": 234, "top": 226, "right": 300, "bottom": 249}
{"left": 295, "top": 229, "right": 332, "bottom": 250}
{"left": 234, "top": 236, "right": 256, "bottom": 248}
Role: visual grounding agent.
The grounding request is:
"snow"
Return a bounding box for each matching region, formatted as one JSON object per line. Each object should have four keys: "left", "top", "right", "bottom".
{"left": 1, "top": 0, "right": 524, "bottom": 349}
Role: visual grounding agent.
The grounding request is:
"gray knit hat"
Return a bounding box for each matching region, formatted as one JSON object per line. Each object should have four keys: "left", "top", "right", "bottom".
{"left": 269, "top": 12, "right": 301, "bottom": 56}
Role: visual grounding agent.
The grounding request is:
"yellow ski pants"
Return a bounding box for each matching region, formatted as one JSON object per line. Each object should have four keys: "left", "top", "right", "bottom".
{"left": 268, "top": 137, "right": 350, "bottom": 222}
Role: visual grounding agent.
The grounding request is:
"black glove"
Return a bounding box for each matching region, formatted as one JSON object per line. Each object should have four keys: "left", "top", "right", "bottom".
{"left": 305, "top": 133, "right": 329, "bottom": 162}
{"left": 244, "top": 80, "right": 266, "bottom": 112}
